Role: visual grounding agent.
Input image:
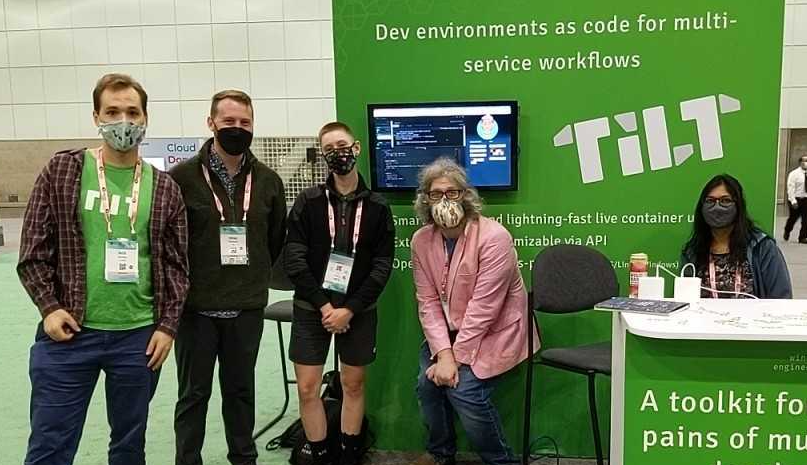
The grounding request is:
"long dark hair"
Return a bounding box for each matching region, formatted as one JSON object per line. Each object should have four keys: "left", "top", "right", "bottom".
{"left": 683, "top": 174, "right": 756, "bottom": 267}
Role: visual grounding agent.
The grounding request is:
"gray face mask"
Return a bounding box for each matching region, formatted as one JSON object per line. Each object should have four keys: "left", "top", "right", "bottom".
{"left": 702, "top": 202, "right": 737, "bottom": 229}
{"left": 98, "top": 120, "right": 146, "bottom": 152}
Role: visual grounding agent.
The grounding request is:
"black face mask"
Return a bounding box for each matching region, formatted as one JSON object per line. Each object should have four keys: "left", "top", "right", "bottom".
{"left": 323, "top": 146, "right": 357, "bottom": 175}
{"left": 215, "top": 126, "right": 253, "bottom": 156}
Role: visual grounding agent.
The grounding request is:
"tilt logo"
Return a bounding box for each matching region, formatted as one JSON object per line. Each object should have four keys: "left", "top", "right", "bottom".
{"left": 84, "top": 190, "right": 134, "bottom": 217}
{"left": 553, "top": 94, "right": 741, "bottom": 183}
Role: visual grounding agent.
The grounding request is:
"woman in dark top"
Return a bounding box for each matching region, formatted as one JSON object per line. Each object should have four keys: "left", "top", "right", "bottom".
{"left": 681, "top": 174, "right": 792, "bottom": 299}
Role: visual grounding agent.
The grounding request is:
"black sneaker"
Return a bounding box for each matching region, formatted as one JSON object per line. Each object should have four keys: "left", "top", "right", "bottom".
{"left": 799, "top": 239, "right": 807, "bottom": 244}
{"left": 784, "top": 230, "right": 790, "bottom": 241}
{"left": 338, "top": 433, "right": 362, "bottom": 465}
{"left": 297, "top": 442, "right": 333, "bottom": 465}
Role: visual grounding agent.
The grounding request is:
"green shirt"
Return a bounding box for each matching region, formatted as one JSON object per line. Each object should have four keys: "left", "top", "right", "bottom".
{"left": 80, "top": 150, "right": 155, "bottom": 330}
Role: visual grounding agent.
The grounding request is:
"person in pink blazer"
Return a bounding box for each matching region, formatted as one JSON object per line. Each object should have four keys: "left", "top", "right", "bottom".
{"left": 410, "top": 158, "right": 539, "bottom": 465}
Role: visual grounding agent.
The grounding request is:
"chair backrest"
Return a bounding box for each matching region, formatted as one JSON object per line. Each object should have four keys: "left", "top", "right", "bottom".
{"left": 269, "top": 249, "right": 295, "bottom": 291}
{"left": 531, "top": 244, "right": 619, "bottom": 314}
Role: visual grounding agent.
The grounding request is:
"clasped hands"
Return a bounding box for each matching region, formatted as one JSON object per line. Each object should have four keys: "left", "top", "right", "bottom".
{"left": 426, "top": 349, "right": 461, "bottom": 389}
{"left": 320, "top": 303, "right": 353, "bottom": 334}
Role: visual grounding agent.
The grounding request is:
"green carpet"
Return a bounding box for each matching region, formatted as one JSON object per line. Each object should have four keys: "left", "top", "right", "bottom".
{"left": 1, "top": 252, "right": 297, "bottom": 465}
{"left": 1, "top": 250, "right": 583, "bottom": 465}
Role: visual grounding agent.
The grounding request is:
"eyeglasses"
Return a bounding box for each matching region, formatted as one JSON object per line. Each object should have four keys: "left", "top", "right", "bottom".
{"left": 426, "top": 189, "right": 464, "bottom": 201}
{"left": 704, "top": 196, "right": 735, "bottom": 208}
{"left": 323, "top": 142, "right": 356, "bottom": 158}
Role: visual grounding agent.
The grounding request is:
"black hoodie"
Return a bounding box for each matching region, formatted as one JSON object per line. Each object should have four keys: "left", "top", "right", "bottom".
{"left": 284, "top": 173, "right": 395, "bottom": 313}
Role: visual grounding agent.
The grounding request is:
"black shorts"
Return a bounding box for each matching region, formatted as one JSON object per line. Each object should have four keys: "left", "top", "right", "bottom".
{"left": 289, "top": 304, "right": 377, "bottom": 367}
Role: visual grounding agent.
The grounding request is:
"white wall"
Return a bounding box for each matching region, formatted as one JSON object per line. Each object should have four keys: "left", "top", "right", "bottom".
{"left": 0, "top": 1, "right": 803, "bottom": 140}
{"left": 783, "top": 0, "right": 807, "bottom": 128}
{"left": 0, "top": 0, "right": 335, "bottom": 139}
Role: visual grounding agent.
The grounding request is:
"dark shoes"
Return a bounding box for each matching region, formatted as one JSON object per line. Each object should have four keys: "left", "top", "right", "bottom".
{"left": 800, "top": 239, "right": 807, "bottom": 244}
{"left": 338, "top": 432, "right": 363, "bottom": 465}
{"left": 297, "top": 441, "right": 334, "bottom": 465}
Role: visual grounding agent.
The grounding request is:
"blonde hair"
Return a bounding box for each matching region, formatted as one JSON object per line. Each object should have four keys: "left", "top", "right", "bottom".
{"left": 413, "top": 158, "right": 483, "bottom": 224}
{"left": 318, "top": 121, "right": 355, "bottom": 146}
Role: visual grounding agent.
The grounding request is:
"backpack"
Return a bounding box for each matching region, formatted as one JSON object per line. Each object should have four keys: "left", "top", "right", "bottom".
{"left": 266, "top": 370, "right": 373, "bottom": 464}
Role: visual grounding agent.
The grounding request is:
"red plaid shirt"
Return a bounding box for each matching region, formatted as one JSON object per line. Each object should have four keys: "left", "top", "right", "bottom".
{"left": 17, "top": 149, "right": 190, "bottom": 336}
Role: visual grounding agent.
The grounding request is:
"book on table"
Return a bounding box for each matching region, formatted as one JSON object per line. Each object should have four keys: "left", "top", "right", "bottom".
{"left": 594, "top": 297, "right": 689, "bottom": 316}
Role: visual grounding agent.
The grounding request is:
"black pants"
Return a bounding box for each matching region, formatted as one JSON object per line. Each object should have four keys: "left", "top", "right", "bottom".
{"left": 174, "top": 310, "right": 264, "bottom": 465}
{"left": 785, "top": 197, "right": 807, "bottom": 241}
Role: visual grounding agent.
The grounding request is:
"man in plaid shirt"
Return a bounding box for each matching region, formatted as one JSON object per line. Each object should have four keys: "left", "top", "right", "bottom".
{"left": 17, "top": 73, "right": 189, "bottom": 465}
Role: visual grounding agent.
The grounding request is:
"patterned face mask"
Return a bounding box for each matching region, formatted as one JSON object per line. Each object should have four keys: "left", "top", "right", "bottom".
{"left": 98, "top": 120, "right": 146, "bottom": 152}
{"left": 431, "top": 198, "right": 465, "bottom": 229}
{"left": 323, "top": 144, "right": 357, "bottom": 175}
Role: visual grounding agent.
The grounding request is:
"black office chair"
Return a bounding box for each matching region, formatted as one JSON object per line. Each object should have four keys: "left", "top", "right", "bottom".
{"left": 253, "top": 254, "right": 296, "bottom": 440}
{"left": 522, "top": 245, "right": 619, "bottom": 465}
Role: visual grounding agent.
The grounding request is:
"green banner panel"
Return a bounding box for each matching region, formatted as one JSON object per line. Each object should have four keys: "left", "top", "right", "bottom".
{"left": 624, "top": 333, "right": 807, "bottom": 465}
{"left": 333, "top": 0, "right": 784, "bottom": 456}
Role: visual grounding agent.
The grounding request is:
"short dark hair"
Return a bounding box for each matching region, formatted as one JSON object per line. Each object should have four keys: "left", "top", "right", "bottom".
{"left": 318, "top": 121, "right": 355, "bottom": 145}
{"left": 210, "top": 90, "right": 253, "bottom": 118}
{"left": 93, "top": 73, "right": 148, "bottom": 116}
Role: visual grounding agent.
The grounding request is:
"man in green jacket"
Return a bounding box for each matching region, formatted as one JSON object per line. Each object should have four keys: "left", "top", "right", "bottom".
{"left": 170, "top": 90, "right": 287, "bottom": 465}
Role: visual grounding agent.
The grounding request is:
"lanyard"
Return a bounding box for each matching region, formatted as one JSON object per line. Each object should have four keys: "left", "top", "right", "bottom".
{"left": 201, "top": 164, "right": 252, "bottom": 223}
{"left": 95, "top": 148, "right": 143, "bottom": 237}
{"left": 440, "top": 241, "right": 451, "bottom": 303}
{"left": 325, "top": 190, "right": 363, "bottom": 256}
{"left": 708, "top": 255, "right": 742, "bottom": 298}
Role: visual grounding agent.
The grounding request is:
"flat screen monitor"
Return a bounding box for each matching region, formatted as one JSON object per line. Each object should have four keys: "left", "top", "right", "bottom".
{"left": 368, "top": 100, "right": 518, "bottom": 191}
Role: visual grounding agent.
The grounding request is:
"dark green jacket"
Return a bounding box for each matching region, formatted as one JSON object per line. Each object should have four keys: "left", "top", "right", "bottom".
{"left": 170, "top": 138, "right": 287, "bottom": 312}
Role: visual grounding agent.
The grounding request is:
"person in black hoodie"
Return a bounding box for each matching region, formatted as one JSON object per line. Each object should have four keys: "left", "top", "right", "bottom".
{"left": 285, "top": 121, "right": 395, "bottom": 465}
{"left": 169, "top": 90, "right": 287, "bottom": 465}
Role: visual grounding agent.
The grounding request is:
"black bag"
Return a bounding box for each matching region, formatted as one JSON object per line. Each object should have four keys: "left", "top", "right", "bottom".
{"left": 267, "top": 370, "right": 373, "bottom": 464}
{"left": 265, "top": 418, "right": 303, "bottom": 451}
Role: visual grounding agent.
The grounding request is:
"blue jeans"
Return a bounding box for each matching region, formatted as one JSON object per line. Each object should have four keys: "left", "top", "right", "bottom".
{"left": 416, "top": 342, "right": 518, "bottom": 465}
{"left": 25, "top": 324, "right": 160, "bottom": 465}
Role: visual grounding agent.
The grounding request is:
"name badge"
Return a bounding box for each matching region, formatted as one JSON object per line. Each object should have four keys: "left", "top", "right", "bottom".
{"left": 105, "top": 238, "right": 139, "bottom": 283}
{"left": 220, "top": 225, "right": 249, "bottom": 266}
{"left": 322, "top": 252, "right": 354, "bottom": 294}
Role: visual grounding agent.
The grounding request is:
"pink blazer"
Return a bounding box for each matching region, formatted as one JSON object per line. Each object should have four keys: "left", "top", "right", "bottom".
{"left": 411, "top": 216, "right": 540, "bottom": 379}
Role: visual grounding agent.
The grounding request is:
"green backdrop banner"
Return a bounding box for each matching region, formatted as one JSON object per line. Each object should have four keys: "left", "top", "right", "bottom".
{"left": 332, "top": 0, "right": 784, "bottom": 456}
{"left": 624, "top": 334, "right": 807, "bottom": 465}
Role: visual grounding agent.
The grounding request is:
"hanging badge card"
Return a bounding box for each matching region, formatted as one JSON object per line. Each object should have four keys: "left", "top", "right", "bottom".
{"left": 105, "top": 238, "right": 139, "bottom": 283}
{"left": 322, "top": 252, "right": 354, "bottom": 294}
{"left": 220, "top": 225, "right": 249, "bottom": 265}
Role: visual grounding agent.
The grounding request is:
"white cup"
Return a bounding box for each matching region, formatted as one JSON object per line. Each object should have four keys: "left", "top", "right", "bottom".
{"left": 674, "top": 277, "right": 701, "bottom": 304}
{"left": 638, "top": 276, "right": 664, "bottom": 299}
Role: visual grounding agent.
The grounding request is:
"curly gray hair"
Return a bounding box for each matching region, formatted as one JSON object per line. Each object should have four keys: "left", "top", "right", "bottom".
{"left": 413, "top": 158, "right": 484, "bottom": 224}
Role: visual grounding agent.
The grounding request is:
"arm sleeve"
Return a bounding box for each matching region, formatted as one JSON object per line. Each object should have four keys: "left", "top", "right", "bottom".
{"left": 284, "top": 192, "right": 330, "bottom": 309}
{"left": 452, "top": 229, "right": 517, "bottom": 365}
{"left": 344, "top": 203, "right": 395, "bottom": 313}
{"left": 757, "top": 239, "right": 792, "bottom": 299}
{"left": 16, "top": 163, "right": 62, "bottom": 317}
{"left": 156, "top": 180, "right": 190, "bottom": 336}
{"left": 787, "top": 170, "right": 797, "bottom": 205}
{"left": 412, "top": 236, "right": 452, "bottom": 359}
{"left": 269, "top": 173, "right": 287, "bottom": 265}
